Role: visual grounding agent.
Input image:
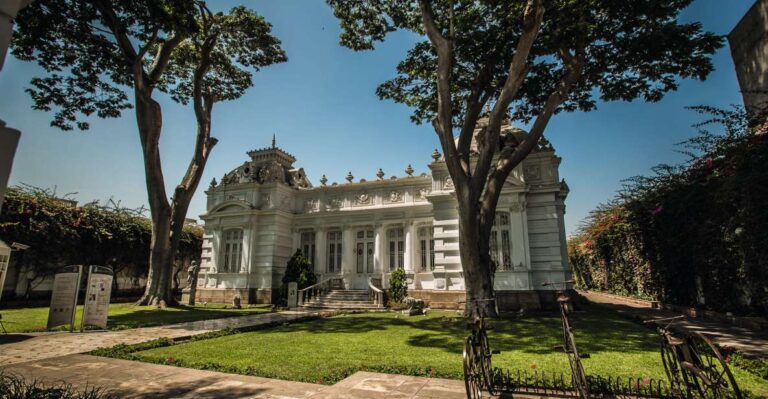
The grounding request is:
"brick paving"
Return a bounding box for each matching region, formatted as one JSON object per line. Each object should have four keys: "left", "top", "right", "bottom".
{"left": 3, "top": 355, "right": 550, "bottom": 398}
{"left": 581, "top": 290, "right": 768, "bottom": 358}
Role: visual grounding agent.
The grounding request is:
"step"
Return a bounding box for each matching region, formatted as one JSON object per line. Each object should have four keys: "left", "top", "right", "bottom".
{"left": 304, "top": 300, "right": 373, "bottom": 305}
{"left": 301, "top": 304, "right": 382, "bottom": 310}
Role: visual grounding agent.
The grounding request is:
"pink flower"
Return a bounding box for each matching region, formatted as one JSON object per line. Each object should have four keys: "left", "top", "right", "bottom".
{"left": 651, "top": 205, "right": 663, "bottom": 216}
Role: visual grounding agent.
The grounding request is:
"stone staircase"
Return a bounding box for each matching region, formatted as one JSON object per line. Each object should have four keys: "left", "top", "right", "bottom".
{"left": 299, "top": 289, "right": 381, "bottom": 310}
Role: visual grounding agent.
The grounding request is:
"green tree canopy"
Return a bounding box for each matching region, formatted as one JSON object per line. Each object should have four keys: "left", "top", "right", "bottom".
{"left": 12, "top": 0, "right": 287, "bottom": 306}
{"left": 13, "top": 1, "right": 286, "bottom": 131}
{"left": 327, "top": 0, "right": 722, "bottom": 315}
{"left": 329, "top": 0, "right": 721, "bottom": 125}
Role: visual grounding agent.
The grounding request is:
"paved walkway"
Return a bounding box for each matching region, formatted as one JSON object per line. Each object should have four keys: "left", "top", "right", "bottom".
{"left": 0, "top": 310, "right": 330, "bottom": 366}
{"left": 581, "top": 290, "right": 768, "bottom": 357}
{"left": 3, "top": 355, "right": 474, "bottom": 398}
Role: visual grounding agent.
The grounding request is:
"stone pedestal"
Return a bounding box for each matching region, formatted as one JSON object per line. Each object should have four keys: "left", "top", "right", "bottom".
{"left": 286, "top": 282, "right": 298, "bottom": 308}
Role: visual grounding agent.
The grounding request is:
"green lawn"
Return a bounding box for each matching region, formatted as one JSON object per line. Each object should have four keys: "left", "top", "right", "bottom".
{"left": 127, "top": 309, "right": 768, "bottom": 396}
{"left": 0, "top": 302, "right": 273, "bottom": 333}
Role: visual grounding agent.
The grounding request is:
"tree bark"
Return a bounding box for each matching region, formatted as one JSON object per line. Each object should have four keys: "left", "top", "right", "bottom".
{"left": 134, "top": 88, "right": 175, "bottom": 306}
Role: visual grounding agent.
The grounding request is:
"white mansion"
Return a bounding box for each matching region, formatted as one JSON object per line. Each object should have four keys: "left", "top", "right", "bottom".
{"left": 193, "top": 118, "right": 571, "bottom": 309}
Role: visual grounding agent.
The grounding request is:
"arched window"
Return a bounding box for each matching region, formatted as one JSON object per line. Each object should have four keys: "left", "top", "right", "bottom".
{"left": 221, "top": 229, "right": 244, "bottom": 273}
{"left": 418, "top": 226, "right": 435, "bottom": 271}
{"left": 388, "top": 227, "right": 405, "bottom": 271}
{"left": 490, "top": 212, "right": 512, "bottom": 271}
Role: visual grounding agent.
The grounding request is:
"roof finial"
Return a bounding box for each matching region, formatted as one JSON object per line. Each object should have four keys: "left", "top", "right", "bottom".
{"left": 271, "top": 133, "right": 276, "bottom": 148}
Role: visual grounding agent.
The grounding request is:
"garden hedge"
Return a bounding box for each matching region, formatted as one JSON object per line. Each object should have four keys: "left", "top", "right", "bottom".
{"left": 569, "top": 107, "right": 767, "bottom": 317}
{"left": 0, "top": 185, "right": 202, "bottom": 297}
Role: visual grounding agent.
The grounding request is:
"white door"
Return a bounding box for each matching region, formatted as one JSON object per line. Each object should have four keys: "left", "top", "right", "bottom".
{"left": 354, "top": 230, "right": 375, "bottom": 289}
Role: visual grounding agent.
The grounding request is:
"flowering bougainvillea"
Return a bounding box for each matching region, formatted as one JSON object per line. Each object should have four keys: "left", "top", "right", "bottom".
{"left": 0, "top": 185, "right": 202, "bottom": 297}
{"left": 569, "top": 106, "right": 768, "bottom": 317}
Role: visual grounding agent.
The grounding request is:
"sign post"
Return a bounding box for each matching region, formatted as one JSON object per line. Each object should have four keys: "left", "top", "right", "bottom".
{"left": 47, "top": 265, "right": 83, "bottom": 332}
{"left": 81, "top": 265, "right": 113, "bottom": 331}
{"left": 0, "top": 241, "right": 10, "bottom": 303}
{"left": 287, "top": 282, "right": 298, "bottom": 308}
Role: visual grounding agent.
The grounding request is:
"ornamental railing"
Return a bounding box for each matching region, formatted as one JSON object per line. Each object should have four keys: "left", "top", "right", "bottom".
{"left": 298, "top": 277, "right": 340, "bottom": 306}
{"left": 368, "top": 277, "right": 384, "bottom": 308}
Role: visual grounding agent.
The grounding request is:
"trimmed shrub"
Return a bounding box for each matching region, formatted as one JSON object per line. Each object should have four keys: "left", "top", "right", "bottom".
{"left": 282, "top": 249, "right": 317, "bottom": 289}
{"left": 389, "top": 267, "right": 408, "bottom": 304}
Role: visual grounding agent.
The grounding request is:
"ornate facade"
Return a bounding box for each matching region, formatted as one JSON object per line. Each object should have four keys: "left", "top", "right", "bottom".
{"left": 193, "top": 120, "right": 571, "bottom": 309}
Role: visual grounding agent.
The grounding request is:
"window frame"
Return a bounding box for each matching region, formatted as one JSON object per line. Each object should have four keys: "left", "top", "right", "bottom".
{"left": 300, "top": 230, "right": 316, "bottom": 267}
{"left": 221, "top": 228, "right": 244, "bottom": 273}
{"left": 387, "top": 227, "right": 405, "bottom": 271}
{"left": 490, "top": 212, "right": 513, "bottom": 271}
{"left": 327, "top": 230, "right": 342, "bottom": 274}
{"left": 418, "top": 226, "right": 435, "bottom": 272}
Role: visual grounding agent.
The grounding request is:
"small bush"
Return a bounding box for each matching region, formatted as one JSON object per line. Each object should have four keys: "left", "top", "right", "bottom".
{"left": 282, "top": 249, "right": 317, "bottom": 290}
{"left": 0, "top": 371, "right": 112, "bottom": 399}
{"left": 388, "top": 268, "right": 408, "bottom": 304}
{"left": 729, "top": 352, "right": 768, "bottom": 381}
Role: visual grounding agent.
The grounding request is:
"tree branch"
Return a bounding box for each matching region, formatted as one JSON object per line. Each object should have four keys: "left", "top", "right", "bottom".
{"left": 482, "top": 43, "right": 586, "bottom": 228}
{"left": 418, "top": 0, "right": 466, "bottom": 183}
{"left": 137, "top": 26, "right": 160, "bottom": 61}
{"left": 148, "top": 33, "right": 184, "bottom": 85}
{"left": 471, "top": 0, "right": 545, "bottom": 194}
{"left": 93, "top": 0, "right": 138, "bottom": 63}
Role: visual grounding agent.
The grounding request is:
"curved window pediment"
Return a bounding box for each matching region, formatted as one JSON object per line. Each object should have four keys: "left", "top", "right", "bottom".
{"left": 210, "top": 200, "right": 251, "bottom": 214}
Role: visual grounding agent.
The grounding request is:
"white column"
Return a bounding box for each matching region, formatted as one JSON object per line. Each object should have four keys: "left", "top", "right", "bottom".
{"left": 315, "top": 227, "right": 326, "bottom": 276}
{"left": 341, "top": 226, "right": 354, "bottom": 276}
{"left": 240, "top": 228, "right": 250, "bottom": 273}
{"left": 404, "top": 221, "right": 415, "bottom": 272}
{"left": 374, "top": 223, "right": 384, "bottom": 274}
{"left": 291, "top": 228, "right": 300, "bottom": 254}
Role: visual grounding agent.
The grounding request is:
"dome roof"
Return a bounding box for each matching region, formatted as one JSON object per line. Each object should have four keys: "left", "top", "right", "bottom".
{"left": 454, "top": 116, "right": 529, "bottom": 154}
{"left": 215, "top": 136, "right": 312, "bottom": 189}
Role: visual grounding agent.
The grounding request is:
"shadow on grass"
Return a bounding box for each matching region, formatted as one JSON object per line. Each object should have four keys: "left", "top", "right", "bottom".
{"left": 263, "top": 308, "right": 659, "bottom": 357}
{"left": 106, "top": 305, "right": 271, "bottom": 329}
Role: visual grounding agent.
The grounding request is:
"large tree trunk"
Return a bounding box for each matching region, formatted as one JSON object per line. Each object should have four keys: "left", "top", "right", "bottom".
{"left": 456, "top": 186, "right": 497, "bottom": 317}
{"left": 134, "top": 90, "right": 176, "bottom": 307}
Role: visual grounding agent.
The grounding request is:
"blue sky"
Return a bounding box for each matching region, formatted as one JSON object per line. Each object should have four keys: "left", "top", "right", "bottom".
{"left": 0, "top": 0, "right": 754, "bottom": 235}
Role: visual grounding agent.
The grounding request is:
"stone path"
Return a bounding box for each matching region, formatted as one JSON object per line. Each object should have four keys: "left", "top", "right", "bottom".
{"left": 2, "top": 356, "right": 476, "bottom": 398}
{"left": 581, "top": 290, "right": 768, "bottom": 357}
{"left": 0, "top": 310, "right": 329, "bottom": 366}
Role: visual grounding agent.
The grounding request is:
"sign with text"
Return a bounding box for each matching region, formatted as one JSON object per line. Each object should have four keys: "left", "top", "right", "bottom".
{"left": 0, "top": 244, "right": 10, "bottom": 303}
{"left": 81, "top": 265, "right": 113, "bottom": 331}
{"left": 287, "top": 282, "right": 298, "bottom": 308}
{"left": 47, "top": 265, "right": 83, "bottom": 331}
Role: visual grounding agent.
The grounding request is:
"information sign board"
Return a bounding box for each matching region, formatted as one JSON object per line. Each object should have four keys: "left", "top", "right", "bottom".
{"left": 81, "top": 265, "right": 113, "bottom": 331}
{"left": 47, "top": 265, "right": 83, "bottom": 331}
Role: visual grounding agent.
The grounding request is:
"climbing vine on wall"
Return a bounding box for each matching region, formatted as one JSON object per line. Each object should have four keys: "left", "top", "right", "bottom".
{"left": 0, "top": 185, "right": 202, "bottom": 295}
{"left": 569, "top": 106, "right": 768, "bottom": 317}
